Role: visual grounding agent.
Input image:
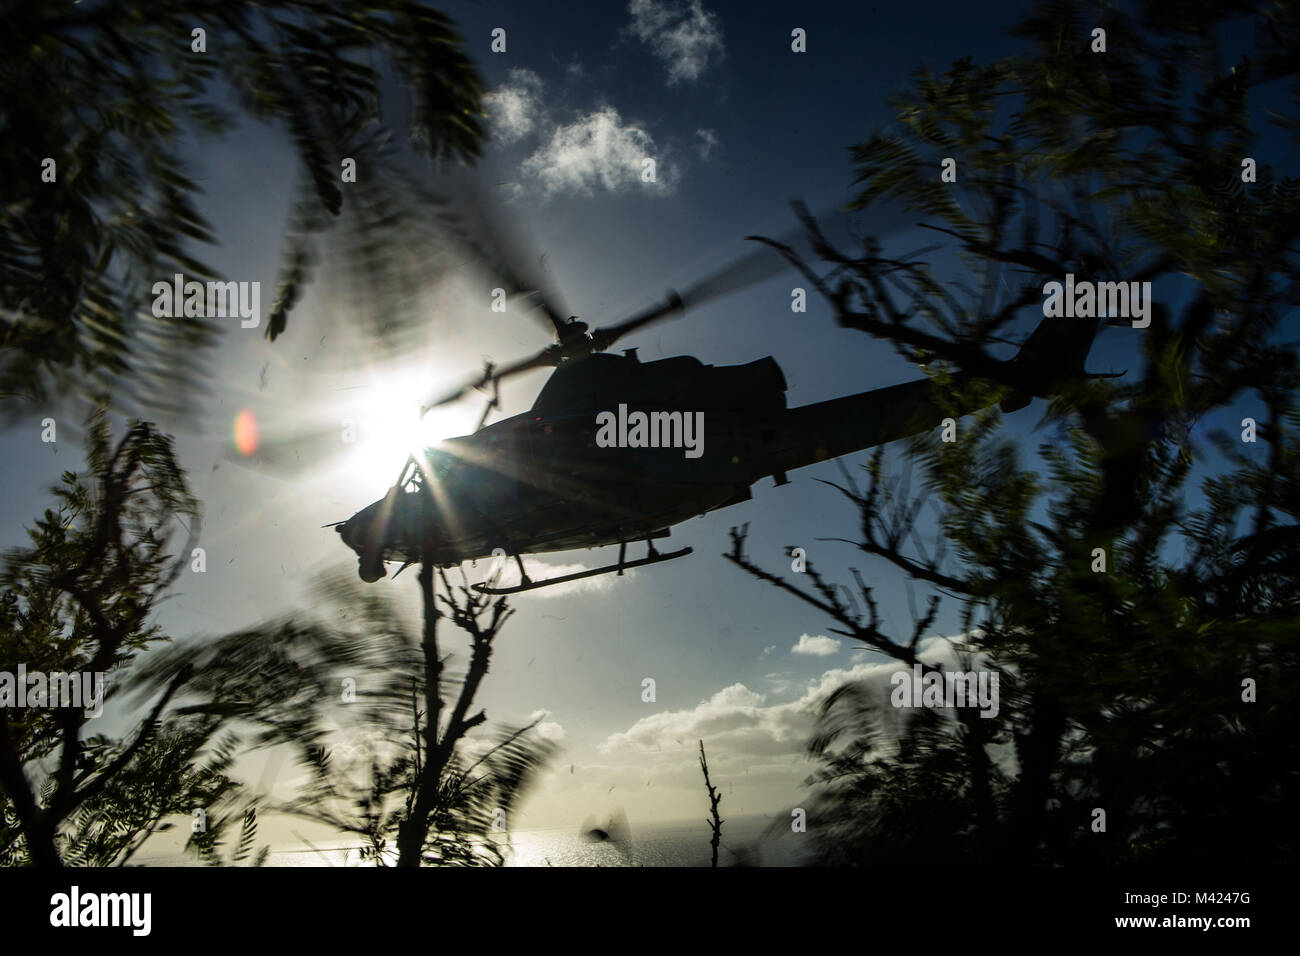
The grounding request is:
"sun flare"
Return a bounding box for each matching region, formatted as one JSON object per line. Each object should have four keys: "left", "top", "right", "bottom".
{"left": 345, "top": 377, "right": 478, "bottom": 490}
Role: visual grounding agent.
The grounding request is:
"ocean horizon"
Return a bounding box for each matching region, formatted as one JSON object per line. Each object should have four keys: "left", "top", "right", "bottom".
{"left": 131, "top": 814, "right": 809, "bottom": 867}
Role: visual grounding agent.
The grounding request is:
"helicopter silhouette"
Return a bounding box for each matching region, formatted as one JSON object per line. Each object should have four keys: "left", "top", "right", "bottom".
{"left": 330, "top": 198, "right": 1102, "bottom": 593}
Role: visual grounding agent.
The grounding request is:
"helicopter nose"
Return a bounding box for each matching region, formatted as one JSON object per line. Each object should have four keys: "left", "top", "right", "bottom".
{"left": 358, "top": 556, "right": 386, "bottom": 583}
{"left": 336, "top": 520, "right": 382, "bottom": 580}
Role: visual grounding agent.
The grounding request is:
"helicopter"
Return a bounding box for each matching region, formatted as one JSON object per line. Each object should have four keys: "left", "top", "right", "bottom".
{"left": 329, "top": 200, "right": 1103, "bottom": 594}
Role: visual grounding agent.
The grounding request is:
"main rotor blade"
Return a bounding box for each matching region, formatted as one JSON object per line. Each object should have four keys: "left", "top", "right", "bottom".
{"left": 589, "top": 291, "right": 684, "bottom": 352}
{"left": 433, "top": 183, "right": 572, "bottom": 340}
{"left": 585, "top": 200, "right": 917, "bottom": 353}
{"left": 428, "top": 197, "right": 927, "bottom": 409}
{"left": 422, "top": 348, "right": 559, "bottom": 412}
{"left": 587, "top": 228, "right": 797, "bottom": 352}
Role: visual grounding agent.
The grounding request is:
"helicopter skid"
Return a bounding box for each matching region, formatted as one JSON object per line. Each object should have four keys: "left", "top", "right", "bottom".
{"left": 473, "top": 546, "right": 693, "bottom": 595}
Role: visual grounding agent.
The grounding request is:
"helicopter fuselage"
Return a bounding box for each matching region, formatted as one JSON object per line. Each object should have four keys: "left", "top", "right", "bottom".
{"left": 335, "top": 349, "right": 990, "bottom": 583}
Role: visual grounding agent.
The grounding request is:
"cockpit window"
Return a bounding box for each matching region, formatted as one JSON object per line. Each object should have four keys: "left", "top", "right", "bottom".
{"left": 400, "top": 449, "right": 453, "bottom": 491}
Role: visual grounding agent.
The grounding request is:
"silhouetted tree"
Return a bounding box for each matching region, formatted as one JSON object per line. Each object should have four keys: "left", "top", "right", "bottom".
{"left": 0, "top": 406, "right": 247, "bottom": 866}
{"left": 132, "top": 565, "right": 557, "bottom": 866}
{"left": 733, "top": 0, "right": 1300, "bottom": 865}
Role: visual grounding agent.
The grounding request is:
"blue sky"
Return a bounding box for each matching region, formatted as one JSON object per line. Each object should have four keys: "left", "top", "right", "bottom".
{"left": 3, "top": 0, "right": 1289, "bottom": 854}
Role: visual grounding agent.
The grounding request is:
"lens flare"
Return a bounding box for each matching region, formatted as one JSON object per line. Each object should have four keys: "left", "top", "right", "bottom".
{"left": 234, "top": 409, "right": 259, "bottom": 456}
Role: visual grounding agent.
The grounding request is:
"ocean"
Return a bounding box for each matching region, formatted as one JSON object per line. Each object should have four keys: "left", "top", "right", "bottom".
{"left": 135, "top": 814, "right": 809, "bottom": 867}
{"left": 501, "top": 815, "right": 806, "bottom": 867}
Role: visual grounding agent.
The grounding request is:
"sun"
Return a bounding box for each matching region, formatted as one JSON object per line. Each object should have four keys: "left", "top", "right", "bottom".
{"left": 344, "top": 376, "right": 478, "bottom": 490}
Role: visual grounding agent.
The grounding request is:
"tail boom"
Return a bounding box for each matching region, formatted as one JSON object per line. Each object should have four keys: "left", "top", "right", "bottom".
{"left": 754, "top": 374, "right": 990, "bottom": 478}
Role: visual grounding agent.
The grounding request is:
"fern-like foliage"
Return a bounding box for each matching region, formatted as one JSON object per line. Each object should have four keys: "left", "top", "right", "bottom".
{"left": 0, "top": 0, "right": 487, "bottom": 422}
{"left": 739, "top": 0, "right": 1300, "bottom": 866}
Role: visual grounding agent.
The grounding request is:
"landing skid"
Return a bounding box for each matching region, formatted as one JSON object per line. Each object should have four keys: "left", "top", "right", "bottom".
{"left": 473, "top": 545, "right": 693, "bottom": 595}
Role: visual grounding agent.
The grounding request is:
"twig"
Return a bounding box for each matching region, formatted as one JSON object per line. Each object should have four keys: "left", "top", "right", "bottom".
{"left": 698, "top": 740, "right": 723, "bottom": 868}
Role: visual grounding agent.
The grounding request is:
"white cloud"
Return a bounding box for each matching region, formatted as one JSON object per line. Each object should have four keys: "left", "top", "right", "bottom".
{"left": 599, "top": 636, "right": 973, "bottom": 759}
{"left": 695, "top": 127, "right": 719, "bottom": 160}
{"left": 792, "top": 633, "right": 841, "bottom": 656}
{"left": 488, "top": 557, "right": 615, "bottom": 598}
{"left": 556, "top": 637, "right": 1006, "bottom": 831}
{"left": 484, "top": 68, "right": 546, "bottom": 145}
{"left": 627, "top": 0, "right": 725, "bottom": 85}
{"left": 521, "top": 106, "right": 676, "bottom": 196}
{"left": 765, "top": 672, "right": 799, "bottom": 696}
{"left": 600, "top": 682, "right": 802, "bottom": 756}
{"left": 482, "top": 62, "right": 684, "bottom": 198}
{"left": 758, "top": 644, "right": 777, "bottom": 661}
{"left": 528, "top": 709, "right": 568, "bottom": 742}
